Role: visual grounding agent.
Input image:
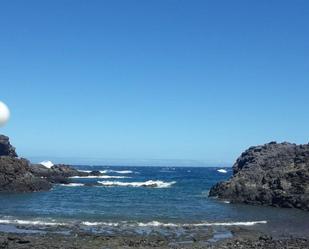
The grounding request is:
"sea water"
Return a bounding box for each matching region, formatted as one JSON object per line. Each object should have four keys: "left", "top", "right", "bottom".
{"left": 0, "top": 166, "right": 308, "bottom": 237}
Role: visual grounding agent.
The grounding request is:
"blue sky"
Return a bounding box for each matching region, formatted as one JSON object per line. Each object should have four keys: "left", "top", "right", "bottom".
{"left": 0, "top": 0, "right": 308, "bottom": 166}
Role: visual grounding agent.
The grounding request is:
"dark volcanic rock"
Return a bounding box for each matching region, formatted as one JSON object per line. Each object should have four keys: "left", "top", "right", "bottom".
{"left": 209, "top": 142, "right": 309, "bottom": 211}
{"left": 0, "top": 135, "right": 17, "bottom": 157}
{"left": 30, "top": 164, "right": 104, "bottom": 185}
{"left": 31, "top": 164, "right": 89, "bottom": 178}
{"left": 0, "top": 156, "right": 52, "bottom": 192}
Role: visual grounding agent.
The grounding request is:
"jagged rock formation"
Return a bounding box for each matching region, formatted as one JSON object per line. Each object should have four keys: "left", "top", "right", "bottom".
{"left": 209, "top": 142, "right": 309, "bottom": 211}
{"left": 0, "top": 134, "right": 52, "bottom": 192}
{"left": 0, "top": 134, "right": 106, "bottom": 191}
{"left": 30, "top": 164, "right": 92, "bottom": 184}
{"left": 31, "top": 164, "right": 85, "bottom": 178}
{"left": 0, "top": 135, "right": 17, "bottom": 157}
{"left": 0, "top": 157, "right": 52, "bottom": 192}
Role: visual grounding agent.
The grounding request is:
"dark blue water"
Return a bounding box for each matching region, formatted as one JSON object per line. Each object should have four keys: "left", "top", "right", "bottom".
{"left": 0, "top": 166, "right": 308, "bottom": 236}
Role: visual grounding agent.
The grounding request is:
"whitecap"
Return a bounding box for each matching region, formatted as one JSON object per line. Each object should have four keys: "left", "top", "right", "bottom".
{"left": 77, "top": 170, "right": 92, "bottom": 173}
{"left": 217, "top": 169, "right": 227, "bottom": 173}
{"left": 60, "top": 183, "right": 85, "bottom": 187}
{"left": 82, "top": 221, "right": 119, "bottom": 226}
{"left": 99, "top": 170, "right": 134, "bottom": 174}
{"left": 136, "top": 220, "right": 267, "bottom": 227}
{"left": 97, "top": 180, "right": 176, "bottom": 188}
{"left": 70, "top": 175, "right": 130, "bottom": 179}
{"left": 0, "top": 219, "right": 66, "bottom": 226}
{"left": 81, "top": 220, "right": 267, "bottom": 227}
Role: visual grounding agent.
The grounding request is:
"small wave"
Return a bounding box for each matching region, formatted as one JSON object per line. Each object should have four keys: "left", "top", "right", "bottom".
{"left": 0, "top": 218, "right": 267, "bottom": 228}
{"left": 100, "top": 170, "right": 134, "bottom": 174}
{"left": 81, "top": 220, "right": 267, "bottom": 227}
{"left": 0, "top": 219, "right": 66, "bottom": 226}
{"left": 217, "top": 169, "right": 227, "bottom": 173}
{"left": 70, "top": 175, "right": 130, "bottom": 179}
{"left": 78, "top": 170, "right": 92, "bottom": 173}
{"left": 60, "top": 183, "right": 85, "bottom": 187}
{"left": 82, "top": 221, "right": 120, "bottom": 226}
{"left": 98, "top": 180, "right": 176, "bottom": 188}
{"left": 136, "top": 220, "right": 267, "bottom": 227}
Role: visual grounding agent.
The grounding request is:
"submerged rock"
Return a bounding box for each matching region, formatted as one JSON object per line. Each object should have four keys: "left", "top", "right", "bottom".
{"left": 209, "top": 142, "right": 309, "bottom": 211}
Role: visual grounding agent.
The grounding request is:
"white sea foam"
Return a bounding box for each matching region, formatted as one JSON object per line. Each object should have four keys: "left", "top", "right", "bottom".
{"left": 100, "top": 170, "right": 134, "bottom": 174}
{"left": 217, "top": 169, "right": 227, "bottom": 173}
{"left": 98, "top": 180, "right": 176, "bottom": 188}
{"left": 136, "top": 220, "right": 267, "bottom": 227}
{"left": 81, "top": 220, "right": 267, "bottom": 227}
{"left": 78, "top": 170, "right": 92, "bottom": 173}
{"left": 60, "top": 183, "right": 85, "bottom": 187}
{"left": 0, "top": 219, "right": 66, "bottom": 226}
{"left": 70, "top": 175, "right": 130, "bottom": 179}
{"left": 0, "top": 218, "right": 267, "bottom": 228}
{"left": 39, "top": 160, "right": 54, "bottom": 169}
{"left": 82, "top": 221, "right": 120, "bottom": 226}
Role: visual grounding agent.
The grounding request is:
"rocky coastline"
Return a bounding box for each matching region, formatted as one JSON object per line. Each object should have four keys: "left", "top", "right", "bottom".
{"left": 209, "top": 142, "right": 309, "bottom": 211}
{"left": 0, "top": 134, "right": 105, "bottom": 192}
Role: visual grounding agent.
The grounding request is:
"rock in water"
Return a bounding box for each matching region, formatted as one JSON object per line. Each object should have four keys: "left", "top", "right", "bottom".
{"left": 0, "top": 157, "right": 52, "bottom": 192}
{"left": 209, "top": 142, "right": 309, "bottom": 211}
{"left": 0, "top": 135, "right": 17, "bottom": 157}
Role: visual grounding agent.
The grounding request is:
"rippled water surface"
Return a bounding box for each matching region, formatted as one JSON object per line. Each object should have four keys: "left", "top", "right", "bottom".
{"left": 0, "top": 166, "right": 308, "bottom": 236}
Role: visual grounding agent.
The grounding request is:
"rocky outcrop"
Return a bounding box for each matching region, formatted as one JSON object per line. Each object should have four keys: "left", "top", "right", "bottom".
{"left": 209, "top": 142, "right": 309, "bottom": 211}
{"left": 31, "top": 164, "right": 86, "bottom": 178}
{"left": 30, "top": 164, "right": 102, "bottom": 183}
{"left": 0, "top": 156, "right": 52, "bottom": 192}
{"left": 0, "top": 134, "right": 52, "bottom": 192}
{"left": 0, "top": 135, "right": 17, "bottom": 157}
{"left": 0, "top": 134, "right": 104, "bottom": 192}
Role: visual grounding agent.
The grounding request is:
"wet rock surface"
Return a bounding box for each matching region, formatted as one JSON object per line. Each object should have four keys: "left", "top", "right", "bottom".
{"left": 209, "top": 142, "right": 309, "bottom": 210}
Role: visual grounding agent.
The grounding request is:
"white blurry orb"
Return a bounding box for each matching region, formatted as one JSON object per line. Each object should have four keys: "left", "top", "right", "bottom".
{"left": 0, "top": 101, "right": 10, "bottom": 126}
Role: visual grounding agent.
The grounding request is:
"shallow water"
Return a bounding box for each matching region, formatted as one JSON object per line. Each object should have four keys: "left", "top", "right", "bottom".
{"left": 0, "top": 166, "right": 308, "bottom": 237}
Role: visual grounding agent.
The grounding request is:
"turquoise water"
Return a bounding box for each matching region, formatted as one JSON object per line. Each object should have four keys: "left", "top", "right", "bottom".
{"left": 0, "top": 166, "right": 308, "bottom": 236}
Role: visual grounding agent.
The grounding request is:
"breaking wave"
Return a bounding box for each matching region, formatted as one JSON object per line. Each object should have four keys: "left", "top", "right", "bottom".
{"left": 100, "top": 170, "right": 134, "bottom": 174}
{"left": 217, "top": 169, "right": 228, "bottom": 173}
{"left": 60, "top": 183, "right": 85, "bottom": 187}
{"left": 98, "top": 180, "right": 176, "bottom": 188}
{"left": 81, "top": 220, "right": 267, "bottom": 227}
{"left": 0, "top": 219, "right": 66, "bottom": 226}
{"left": 0, "top": 217, "right": 267, "bottom": 228}
{"left": 70, "top": 175, "right": 130, "bottom": 179}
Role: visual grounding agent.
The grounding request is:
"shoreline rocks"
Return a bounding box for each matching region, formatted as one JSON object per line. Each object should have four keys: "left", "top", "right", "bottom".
{"left": 0, "top": 156, "right": 52, "bottom": 192}
{"left": 0, "top": 134, "right": 104, "bottom": 192}
{"left": 209, "top": 142, "right": 309, "bottom": 211}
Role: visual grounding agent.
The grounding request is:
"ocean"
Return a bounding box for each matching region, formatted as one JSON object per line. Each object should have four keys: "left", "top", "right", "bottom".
{"left": 0, "top": 166, "right": 308, "bottom": 237}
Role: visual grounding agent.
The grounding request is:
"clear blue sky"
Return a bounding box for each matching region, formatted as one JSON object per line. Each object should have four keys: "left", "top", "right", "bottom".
{"left": 0, "top": 0, "right": 308, "bottom": 166}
